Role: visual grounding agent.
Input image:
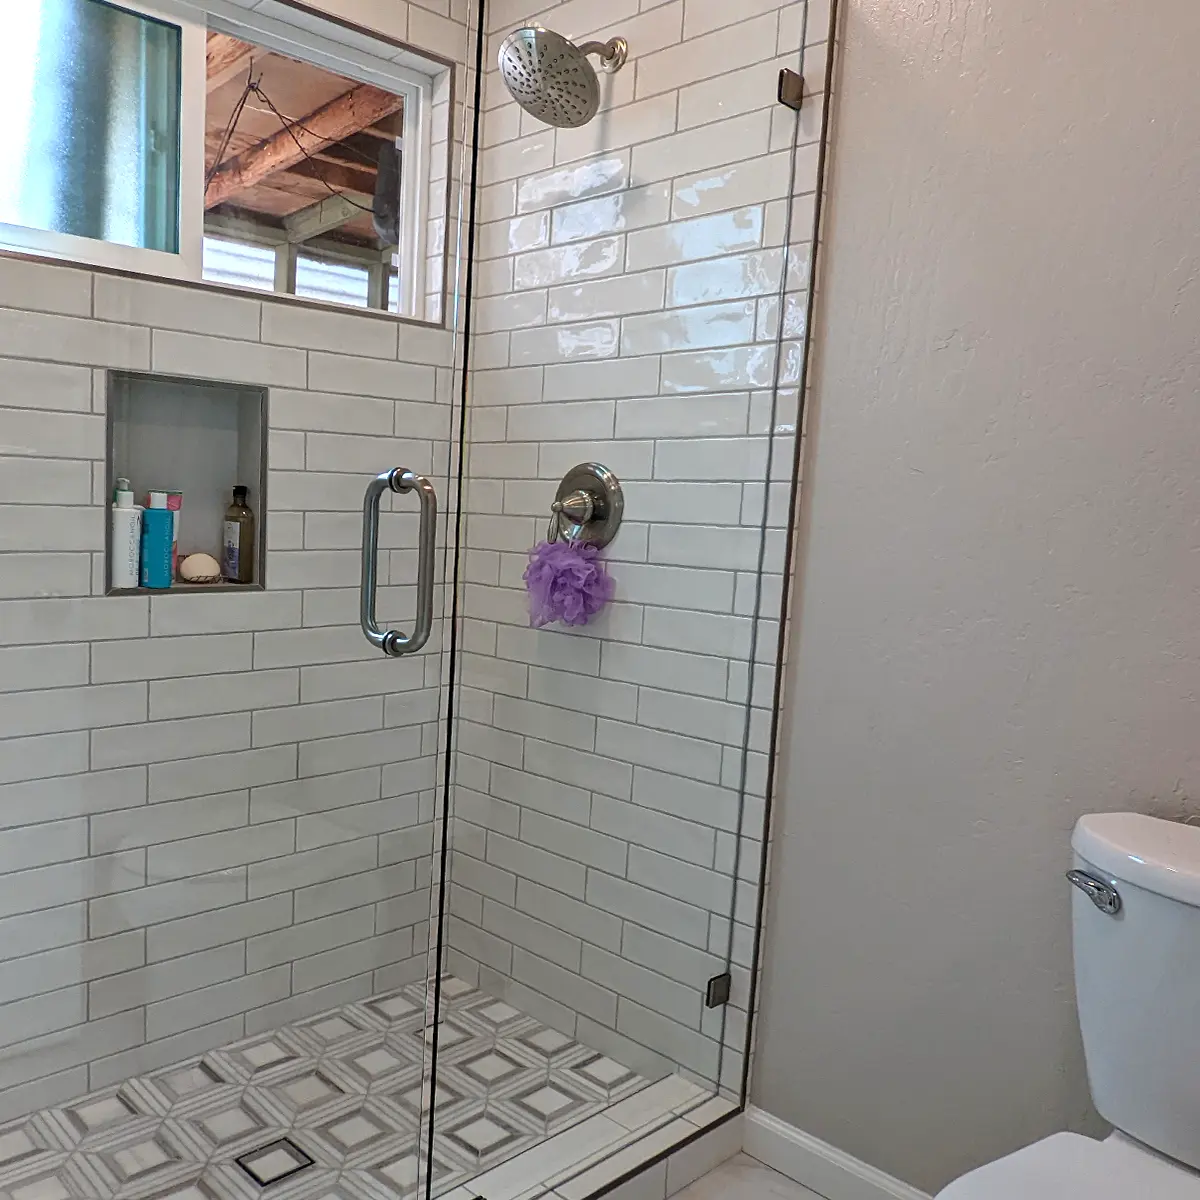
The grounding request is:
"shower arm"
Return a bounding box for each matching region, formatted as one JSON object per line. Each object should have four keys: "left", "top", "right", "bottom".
{"left": 576, "top": 37, "right": 628, "bottom": 72}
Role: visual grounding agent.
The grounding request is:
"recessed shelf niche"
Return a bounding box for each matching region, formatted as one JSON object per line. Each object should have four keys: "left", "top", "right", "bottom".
{"left": 106, "top": 371, "right": 268, "bottom": 596}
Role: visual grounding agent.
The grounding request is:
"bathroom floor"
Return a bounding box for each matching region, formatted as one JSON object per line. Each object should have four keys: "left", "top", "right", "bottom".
{"left": 0, "top": 976, "right": 714, "bottom": 1200}
{"left": 673, "top": 1156, "right": 822, "bottom": 1200}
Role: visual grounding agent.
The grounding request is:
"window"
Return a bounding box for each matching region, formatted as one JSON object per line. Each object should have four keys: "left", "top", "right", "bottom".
{"left": 0, "top": 0, "right": 446, "bottom": 320}
{"left": 0, "top": 0, "right": 202, "bottom": 276}
{"left": 200, "top": 38, "right": 407, "bottom": 313}
{"left": 202, "top": 235, "right": 400, "bottom": 312}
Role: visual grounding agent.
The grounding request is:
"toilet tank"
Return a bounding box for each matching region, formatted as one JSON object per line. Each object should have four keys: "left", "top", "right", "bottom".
{"left": 1073, "top": 813, "right": 1200, "bottom": 1171}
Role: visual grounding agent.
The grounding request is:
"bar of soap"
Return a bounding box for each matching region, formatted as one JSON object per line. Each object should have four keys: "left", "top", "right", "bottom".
{"left": 180, "top": 552, "right": 222, "bottom": 581}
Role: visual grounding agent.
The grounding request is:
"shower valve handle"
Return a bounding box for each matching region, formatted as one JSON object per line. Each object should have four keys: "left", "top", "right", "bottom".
{"left": 548, "top": 490, "right": 595, "bottom": 543}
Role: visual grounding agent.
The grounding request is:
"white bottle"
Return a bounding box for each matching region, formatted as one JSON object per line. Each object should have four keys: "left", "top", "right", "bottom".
{"left": 111, "top": 478, "right": 143, "bottom": 590}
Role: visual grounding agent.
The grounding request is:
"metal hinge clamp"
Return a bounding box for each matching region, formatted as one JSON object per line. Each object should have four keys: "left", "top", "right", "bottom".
{"left": 778, "top": 68, "right": 804, "bottom": 111}
{"left": 705, "top": 972, "right": 732, "bottom": 1008}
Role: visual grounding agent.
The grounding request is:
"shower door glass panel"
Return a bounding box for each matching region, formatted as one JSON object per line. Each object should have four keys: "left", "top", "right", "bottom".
{"left": 423, "top": 0, "right": 818, "bottom": 1194}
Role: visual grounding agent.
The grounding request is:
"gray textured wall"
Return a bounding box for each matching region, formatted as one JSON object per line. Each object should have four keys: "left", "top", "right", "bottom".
{"left": 753, "top": 0, "right": 1200, "bottom": 1192}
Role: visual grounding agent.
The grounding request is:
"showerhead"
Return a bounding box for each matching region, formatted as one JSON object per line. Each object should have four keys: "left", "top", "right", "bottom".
{"left": 497, "top": 27, "right": 628, "bottom": 129}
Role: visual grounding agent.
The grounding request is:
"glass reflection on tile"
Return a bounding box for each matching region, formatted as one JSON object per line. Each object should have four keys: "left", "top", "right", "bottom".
{"left": 518, "top": 156, "right": 628, "bottom": 213}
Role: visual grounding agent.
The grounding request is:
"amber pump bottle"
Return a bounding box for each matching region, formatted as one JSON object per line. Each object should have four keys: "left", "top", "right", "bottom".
{"left": 222, "top": 485, "right": 255, "bottom": 584}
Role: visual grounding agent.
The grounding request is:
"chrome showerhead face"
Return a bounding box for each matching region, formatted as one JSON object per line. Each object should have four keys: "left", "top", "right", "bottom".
{"left": 498, "top": 27, "right": 600, "bottom": 129}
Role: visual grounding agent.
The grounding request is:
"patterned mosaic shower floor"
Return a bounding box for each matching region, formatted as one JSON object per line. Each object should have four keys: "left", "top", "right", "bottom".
{"left": 0, "top": 977, "right": 659, "bottom": 1200}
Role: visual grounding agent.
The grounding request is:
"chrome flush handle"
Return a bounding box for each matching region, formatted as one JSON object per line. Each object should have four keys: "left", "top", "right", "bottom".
{"left": 361, "top": 468, "right": 437, "bottom": 657}
{"left": 1066, "top": 869, "right": 1122, "bottom": 915}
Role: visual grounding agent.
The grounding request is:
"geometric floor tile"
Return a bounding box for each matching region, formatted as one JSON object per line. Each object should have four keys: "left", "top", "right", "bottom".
{"left": 64, "top": 1093, "right": 139, "bottom": 1139}
{"left": 192, "top": 1100, "right": 270, "bottom": 1149}
{"left": 440, "top": 1109, "right": 526, "bottom": 1164}
{"left": 324, "top": 1111, "right": 388, "bottom": 1151}
{"left": 455, "top": 1048, "right": 529, "bottom": 1088}
{"left": 10, "top": 1171, "right": 76, "bottom": 1200}
{"left": 221, "top": 1036, "right": 301, "bottom": 1079}
{"left": 513, "top": 1026, "right": 577, "bottom": 1062}
{"left": 560, "top": 1053, "right": 642, "bottom": 1098}
{"left": 327, "top": 1042, "right": 420, "bottom": 1094}
{"left": 362, "top": 991, "right": 423, "bottom": 1025}
{"left": 506, "top": 1080, "right": 592, "bottom": 1129}
{"left": 458, "top": 997, "right": 533, "bottom": 1039}
{"left": 152, "top": 1062, "right": 227, "bottom": 1105}
{"left": 0, "top": 976, "right": 672, "bottom": 1200}
{"left": 436, "top": 977, "right": 475, "bottom": 1002}
{"left": 0, "top": 1126, "right": 42, "bottom": 1168}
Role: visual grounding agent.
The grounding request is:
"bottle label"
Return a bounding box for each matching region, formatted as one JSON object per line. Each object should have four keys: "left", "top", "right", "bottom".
{"left": 111, "top": 507, "right": 142, "bottom": 590}
{"left": 140, "top": 509, "right": 173, "bottom": 589}
{"left": 223, "top": 521, "right": 240, "bottom": 578}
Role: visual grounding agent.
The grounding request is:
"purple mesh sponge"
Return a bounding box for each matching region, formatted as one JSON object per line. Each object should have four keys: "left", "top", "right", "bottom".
{"left": 524, "top": 539, "right": 615, "bottom": 628}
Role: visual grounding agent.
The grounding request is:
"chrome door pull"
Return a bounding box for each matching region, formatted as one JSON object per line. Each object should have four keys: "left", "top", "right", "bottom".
{"left": 361, "top": 468, "right": 437, "bottom": 656}
{"left": 1066, "top": 869, "right": 1122, "bottom": 915}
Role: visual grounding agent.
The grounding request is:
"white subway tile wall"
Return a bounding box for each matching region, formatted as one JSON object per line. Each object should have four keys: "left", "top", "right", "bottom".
{"left": 0, "top": 241, "right": 459, "bottom": 1109}
{"left": 450, "top": 0, "right": 827, "bottom": 1096}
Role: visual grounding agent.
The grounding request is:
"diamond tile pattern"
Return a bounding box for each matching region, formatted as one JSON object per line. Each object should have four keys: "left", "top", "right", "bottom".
{"left": 0, "top": 977, "right": 652, "bottom": 1200}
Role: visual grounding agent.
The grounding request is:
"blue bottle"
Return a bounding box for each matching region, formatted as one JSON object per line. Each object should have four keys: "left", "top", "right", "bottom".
{"left": 140, "top": 506, "right": 174, "bottom": 589}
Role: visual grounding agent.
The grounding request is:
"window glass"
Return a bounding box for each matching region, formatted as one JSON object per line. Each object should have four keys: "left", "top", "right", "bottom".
{"left": 0, "top": 0, "right": 182, "bottom": 252}
{"left": 202, "top": 237, "right": 399, "bottom": 313}
{"left": 296, "top": 255, "right": 370, "bottom": 308}
{"left": 204, "top": 35, "right": 405, "bottom": 312}
{"left": 201, "top": 235, "right": 274, "bottom": 292}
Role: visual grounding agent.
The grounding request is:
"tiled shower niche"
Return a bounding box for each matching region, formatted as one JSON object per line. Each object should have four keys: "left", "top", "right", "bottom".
{"left": 106, "top": 371, "right": 267, "bottom": 594}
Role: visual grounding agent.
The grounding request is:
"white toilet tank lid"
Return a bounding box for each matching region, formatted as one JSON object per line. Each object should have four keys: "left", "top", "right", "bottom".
{"left": 937, "top": 1133, "right": 1200, "bottom": 1199}
{"left": 1074, "top": 812, "right": 1200, "bottom": 906}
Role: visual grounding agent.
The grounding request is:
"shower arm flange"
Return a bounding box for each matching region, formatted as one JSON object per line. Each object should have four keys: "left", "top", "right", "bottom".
{"left": 577, "top": 37, "right": 628, "bottom": 73}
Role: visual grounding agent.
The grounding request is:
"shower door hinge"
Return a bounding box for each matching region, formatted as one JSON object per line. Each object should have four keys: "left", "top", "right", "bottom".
{"left": 705, "top": 972, "right": 732, "bottom": 1008}
{"left": 777, "top": 68, "right": 804, "bottom": 112}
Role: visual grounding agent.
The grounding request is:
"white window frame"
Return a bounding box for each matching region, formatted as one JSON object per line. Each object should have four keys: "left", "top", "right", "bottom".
{"left": 0, "top": 0, "right": 206, "bottom": 281}
{"left": 0, "top": 0, "right": 440, "bottom": 320}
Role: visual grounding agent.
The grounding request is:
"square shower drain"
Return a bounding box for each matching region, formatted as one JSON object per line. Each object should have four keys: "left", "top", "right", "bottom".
{"left": 235, "top": 1137, "right": 314, "bottom": 1187}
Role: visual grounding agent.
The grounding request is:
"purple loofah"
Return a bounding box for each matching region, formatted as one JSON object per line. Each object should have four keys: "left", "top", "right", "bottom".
{"left": 524, "top": 540, "right": 615, "bottom": 628}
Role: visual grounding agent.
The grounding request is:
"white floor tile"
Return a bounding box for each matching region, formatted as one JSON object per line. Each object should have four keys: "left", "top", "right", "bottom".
{"left": 608, "top": 1076, "right": 709, "bottom": 1130}
{"left": 0, "top": 975, "right": 717, "bottom": 1200}
{"left": 672, "top": 1154, "right": 824, "bottom": 1200}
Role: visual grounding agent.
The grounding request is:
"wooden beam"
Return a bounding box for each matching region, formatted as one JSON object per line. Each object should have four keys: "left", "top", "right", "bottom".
{"left": 366, "top": 262, "right": 389, "bottom": 310}
{"left": 283, "top": 193, "right": 369, "bottom": 244}
{"left": 304, "top": 237, "right": 393, "bottom": 265}
{"left": 321, "top": 131, "right": 393, "bottom": 164}
{"left": 206, "top": 32, "right": 255, "bottom": 93}
{"left": 205, "top": 212, "right": 390, "bottom": 266}
{"left": 285, "top": 158, "right": 378, "bottom": 197}
{"left": 205, "top": 85, "right": 403, "bottom": 210}
{"left": 274, "top": 243, "right": 298, "bottom": 294}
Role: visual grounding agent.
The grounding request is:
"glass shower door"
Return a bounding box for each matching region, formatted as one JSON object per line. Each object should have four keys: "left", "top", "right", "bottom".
{"left": 416, "top": 9, "right": 817, "bottom": 1200}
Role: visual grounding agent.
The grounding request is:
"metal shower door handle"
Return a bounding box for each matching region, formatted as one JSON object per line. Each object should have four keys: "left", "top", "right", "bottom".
{"left": 361, "top": 468, "right": 437, "bottom": 656}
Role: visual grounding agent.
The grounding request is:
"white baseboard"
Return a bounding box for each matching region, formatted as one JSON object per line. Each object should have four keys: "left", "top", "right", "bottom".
{"left": 743, "top": 1107, "right": 932, "bottom": 1200}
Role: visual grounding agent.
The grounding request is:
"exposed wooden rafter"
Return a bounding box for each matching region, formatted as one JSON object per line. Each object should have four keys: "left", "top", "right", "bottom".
{"left": 206, "top": 211, "right": 390, "bottom": 264}
{"left": 283, "top": 193, "right": 371, "bottom": 244}
{"left": 204, "top": 84, "right": 403, "bottom": 210}
{"left": 285, "top": 158, "right": 379, "bottom": 197}
{"left": 206, "top": 32, "right": 256, "bottom": 93}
